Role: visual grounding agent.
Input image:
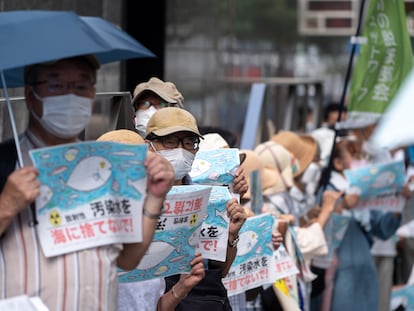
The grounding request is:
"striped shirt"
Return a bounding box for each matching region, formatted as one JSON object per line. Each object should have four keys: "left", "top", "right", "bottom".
{"left": 0, "top": 131, "right": 122, "bottom": 311}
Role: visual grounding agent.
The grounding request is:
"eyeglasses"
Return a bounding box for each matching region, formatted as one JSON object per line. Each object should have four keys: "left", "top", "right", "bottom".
{"left": 32, "top": 79, "right": 95, "bottom": 95}
{"left": 155, "top": 134, "right": 200, "bottom": 151}
{"left": 135, "top": 100, "right": 175, "bottom": 111}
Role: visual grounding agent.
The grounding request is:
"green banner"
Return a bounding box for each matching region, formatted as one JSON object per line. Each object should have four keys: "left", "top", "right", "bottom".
{"left": 347, "top": 0, "right": 413, "bottom": 126}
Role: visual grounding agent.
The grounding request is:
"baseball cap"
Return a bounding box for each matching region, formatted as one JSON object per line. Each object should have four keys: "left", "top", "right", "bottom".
{"left": 132, "top": 77, "right": 184, "bottom": 107}
{"left": 145, "top": 107, "right": 202, "bottom": 138}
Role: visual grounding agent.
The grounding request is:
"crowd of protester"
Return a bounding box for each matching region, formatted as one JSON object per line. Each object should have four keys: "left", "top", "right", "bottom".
{"left": 0, "top": 55, "right": 412, "bottom": 311}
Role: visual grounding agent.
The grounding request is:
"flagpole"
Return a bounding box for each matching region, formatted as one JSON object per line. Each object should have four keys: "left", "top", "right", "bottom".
{"left": 321, "top": 0, "right": 367, "bottom": 190}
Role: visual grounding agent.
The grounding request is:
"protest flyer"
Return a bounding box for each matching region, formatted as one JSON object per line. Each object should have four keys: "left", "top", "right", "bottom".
{"left": 223, "top": 213, "right": 275, "bottom": 296}
{"left": 118, "top": 185, "right": 211, "bottom": 282}
{"left": 29, "top": 141, "right": 148, "bottom": 257}
{"left": 197, "top": 186, "right": 231, "bottom": 262}
{"left": 344, "top": 160, "right": 406, "bottom": 212}
{"left": 272, "top": 243, "right": 299, "bottom": 280}
{"left": 189, "top": 148, "right": 239, "bottom": 186}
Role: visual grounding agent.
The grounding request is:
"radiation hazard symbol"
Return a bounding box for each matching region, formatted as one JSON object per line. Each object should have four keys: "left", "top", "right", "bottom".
{"left": 49, "top": 210, "right": 61, "bottom": 226}
{"left": 189, "top": 214, "right": 198, "bottom": 227}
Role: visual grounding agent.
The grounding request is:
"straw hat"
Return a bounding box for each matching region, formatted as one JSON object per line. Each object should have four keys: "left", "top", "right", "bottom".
{"left": 254, "top": 141, "right": 294, "bottom": 194}
{"left": 239, "top": 149, "right": 277, "bottom": 200}
{"left": 271, "top": 130, "right": 317, "bottom": 177}
{"left": 97, "top": 129, "right": 144, "bottom": 144}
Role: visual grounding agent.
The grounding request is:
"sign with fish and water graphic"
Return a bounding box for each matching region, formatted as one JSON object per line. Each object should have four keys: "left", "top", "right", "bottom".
{"left": 223, "top": 213, "right": 276, "bottom": 296}
{"left": 197, "top": 185, "right": 231, "bottom": 262}
{"left": 29, "top": 141, "right": 148, "bottom": 257}
{"left": 118, "top": 185, "right": 211, "bottom": 282}
{"left": 189, "top": 148, "right": 239, "bottom": 186}
{"left": 344, "top": 160, "right": 406, "bottom": 212}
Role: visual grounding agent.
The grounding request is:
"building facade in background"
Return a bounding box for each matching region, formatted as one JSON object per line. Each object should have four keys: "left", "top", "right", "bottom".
{"left": 1, "top": 0, "right": 414, "bottom": 143}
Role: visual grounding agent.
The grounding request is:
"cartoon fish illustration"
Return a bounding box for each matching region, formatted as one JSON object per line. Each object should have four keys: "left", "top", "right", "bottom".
{"left": 50, "top": 165, "right": 68, "bottom": 176}
{"left": 66, "top": 156, "right": 111, "bottom": 192}
{"left": 64, "top": 148, "right": 79, "bottom": 162}
{"left": 127, "top": 178, "right": 146, "bottom": 195}
{"left": 153, "top": 265, "right": 169, "bottom": 276}
{"left": 207, "top": 172, "right": 220, "bottom": 180}
{"left": 40, "top": 152, "right": 51, "bottom": 160}
{"left": 189, "top": 159, "right": 212, "bottom": 177}
{"left": 136, "top": 241, "right": 176, "bottom": 270}
{"left": 209, "top": 152, "right": 227, "bottom": 158}
{"left": 37, "top": 184, "right": 53, "bottom": 209}
{"left": 371, "top": 171, "right": 395, "bottom": 189}
{"left": 119, "top": 160, "right": 144, "bottom": 171}
{"left": 215, "top": 208, "right": 229, "bottom": 222}
{"left": 237, "top": 230, "right": 259, "bottom": 256}
{"left": 110, "top": 151, "right": 136, "bottom": 157}
{"left": 169, "top": 255, "right": 184, "bottom": 263}
{"left": 127, "top": 160, "right": 144, "bottom": 165}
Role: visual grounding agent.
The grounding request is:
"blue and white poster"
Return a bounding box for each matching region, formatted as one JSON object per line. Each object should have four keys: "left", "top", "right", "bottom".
{"left": 344, "top": 160, "right": 405, "bottom": 199}
{"left": 197, "top": 186, "right": 231, "bottom": 262}
{"left": 118, "top": 185, "right": 211, "bottom": 282}
{"left": 29, "top": 141, "right": 148, "bottom": 258}
{"left": 223, "top": 213, "right": 275, "bottom": 296}
{"left": 272, "top": 243, "right": 299, "bottom": 281}
{"left": 189, "top": 148, "right": 240, "bottom": 186}
{"left": 344, "top": 160, "right": 406, "bottom": 212}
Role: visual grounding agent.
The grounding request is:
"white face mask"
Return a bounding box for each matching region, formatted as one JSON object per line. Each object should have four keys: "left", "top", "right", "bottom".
{"left": 32, "top": 93, "right": 93, "bottom": 139}
{"left": 157, "top": 148, "right": 195, "bottom": 180}
{"left": 135, "top": 106, "right": 157, "bottom": 137}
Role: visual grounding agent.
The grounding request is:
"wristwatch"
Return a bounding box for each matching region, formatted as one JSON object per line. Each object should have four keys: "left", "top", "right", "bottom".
{"left": 228, "top": 235, "right": 239, "bottom": 248}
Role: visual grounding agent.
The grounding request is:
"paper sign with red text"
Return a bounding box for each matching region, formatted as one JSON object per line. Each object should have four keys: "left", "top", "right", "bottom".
{"left": 29, "top": 141, "right": 148, "bottom": 258}
{"left": 118, "top": 185, "right": 211, "bottom": 282}
{"left": 223, "top": 213, "right": 275, "bottom": 296}
{"left": 197, "top": 186, "right": 231, "bottom": 261}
